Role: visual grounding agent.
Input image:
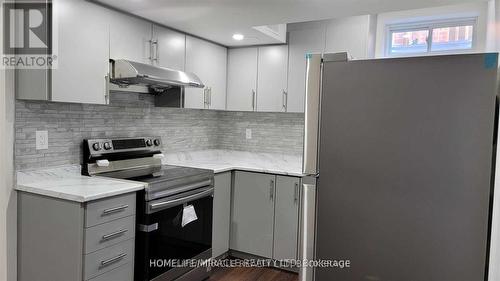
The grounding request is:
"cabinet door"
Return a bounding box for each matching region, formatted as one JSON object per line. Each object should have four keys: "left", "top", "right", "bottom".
{"left": 153, "top": 25, "right": 185, "bottom": 70}
{"left": 257, "top": 45, "right": 289, "bottom": 112}
{"left": 51, "top": 0, "right": 109, "bottom": 104}
{"left": 185, "top": 36, "right": 227, "bottom": 110}
{"left": 230, "top": 172, "right": 275, "bottom": 258}
{"left": 109, "top": 11, "right": 152, "bottom": 64}
{"left": 226, "top": 48, "right": 258, "bottom": 112}
{"left": 212, "top": 172, "right": 232, "bottom": 258}
{"left": 273, "top": 176, "right": 300, "bottom": 260}
{"left": 287, "top": 26, "right": 325, "bottom": 112}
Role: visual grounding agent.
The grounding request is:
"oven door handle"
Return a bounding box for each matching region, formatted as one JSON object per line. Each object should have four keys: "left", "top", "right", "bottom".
{"left": 149, "top": 187, "right": 214, "bottom": 211}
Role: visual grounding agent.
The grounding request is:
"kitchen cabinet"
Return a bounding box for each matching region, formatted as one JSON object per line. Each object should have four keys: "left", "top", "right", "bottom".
{"left": 108, "top": 11, "right": 152, "bottom": 64}
{"left": 287, "top": 26, "right": 325, "bottom": 113}
{"left": 257, "top": 45, "right": 289, "bottom": 112}
{"left": 226, "top": 48, "right": 258, "bottom": 111}
{"left": 230, "top": 171, "right": 276, "bottom": 258}
{"left": 185, "top": 36, "right": 227, "bottom": 110}
{"left": 212, "top": 172, "right": 232, "bottom": 258}
{"left": 18, "top": 192, "right": 136, "bottom": 281}
{"left": 230, "top": 171, "right": 301, "bottom": 260}
{"left": 16, "top": 0, "right": 110, "bottom": 104}
{"left": 51, "top": 0, "right": 110, "bottom": 104}
{"left": 152, "top": 25, "right": 186, "bottom": 70}
{"left": 273, "top": 176, "right": 300, "bottom": 260}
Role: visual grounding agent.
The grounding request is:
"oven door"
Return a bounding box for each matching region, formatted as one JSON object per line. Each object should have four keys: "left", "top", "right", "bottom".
{"left": 136, "top": 187, "right": 213, "bottom": 281}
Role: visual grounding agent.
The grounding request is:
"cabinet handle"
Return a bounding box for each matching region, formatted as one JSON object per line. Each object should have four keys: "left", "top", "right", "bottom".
{"left": 209, "top": 88, "right": 212, "bottom": 106}
{"left": 294, "top": 182, "right": 299, "bottom": 203}
{"left": 270, "top": 179, "right": 275, "bottom": 201}
{"left": 102, "top": 204, "right": 128, "bottom": 216}
{"left": 251, "top": 90, "right": 256, "bottom": 111}
{"left": 282, "top": 90, "right": 288, "bottom": 112}
{"left": 100, "top": 253, "right": 127, "bottom": 267}
{"left": 203, "top": 88, "right": 208, "bottom": 107}
{"left": 102, "top": 229, "right": 127, "bottom": 241}
{"left": 153, "top": 40, "right": 159, "bottom": 62}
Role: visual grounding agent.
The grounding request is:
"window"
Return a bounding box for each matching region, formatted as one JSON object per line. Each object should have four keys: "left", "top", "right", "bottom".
{"left": 386, "top": 18, "right": 476, "bottom": 56}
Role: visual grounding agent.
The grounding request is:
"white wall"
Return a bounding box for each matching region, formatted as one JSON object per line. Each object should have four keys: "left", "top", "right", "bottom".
{"left": 0, "top": 4, "right": 17, "bottom": 280}
{"left": 374, "top": 2, "right": 490, "bottom": 58}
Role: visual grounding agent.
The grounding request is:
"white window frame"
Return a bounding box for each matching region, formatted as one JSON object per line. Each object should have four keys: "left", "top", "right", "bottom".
{"left": 385, "top": 17, "right": 478, "bottom": 57}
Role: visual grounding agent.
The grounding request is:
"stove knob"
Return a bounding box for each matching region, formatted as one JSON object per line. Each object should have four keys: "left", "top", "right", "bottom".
{"left": 92, "top": 143, "right": 101, "bottom": 151}
{"left": 146, "top": 139, "right": 153, "bottom": 146}
{"left": 103, "top": 142, "right": 112, "bottom": 150}
{"left": 154, "top": 139, "right": 161, "bottom": 146}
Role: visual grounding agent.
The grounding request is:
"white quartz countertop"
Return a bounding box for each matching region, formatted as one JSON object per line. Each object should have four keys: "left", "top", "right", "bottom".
{"left": 163, "top": 150, "right": 304, "bottom": 177}
{"left": 15, "top": 150, "right": 303, "bottom": 202}
{"left": 16, "top": 165, "right": 145, "bottom": 202}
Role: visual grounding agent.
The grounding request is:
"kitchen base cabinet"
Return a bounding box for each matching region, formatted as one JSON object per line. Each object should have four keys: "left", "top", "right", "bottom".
{"left": 18, "top": 192, "right": 136, "bottom": 281}
{"left": 229, "top": 172, "right": 300, "bottom": 261}
{"left": 230, "top": 171, "right": 276, "bottom": 258}
{"left": 273, "top": 176, "right": 300, "bottom": 260}
{"left": 212, "top": 172, "right": 232, "bottom": 258}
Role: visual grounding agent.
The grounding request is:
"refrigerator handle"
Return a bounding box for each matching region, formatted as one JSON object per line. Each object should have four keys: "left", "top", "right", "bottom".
{"left": 302, "top": 54, "right": 322, "bottom": 175}
{"left": 298, "top": 183, "right": 317, "bottom": 281}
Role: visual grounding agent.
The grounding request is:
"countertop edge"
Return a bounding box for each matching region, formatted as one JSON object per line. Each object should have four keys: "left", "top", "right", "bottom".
{"left": 15, "top": 183, "right": 146, "bottom": 203}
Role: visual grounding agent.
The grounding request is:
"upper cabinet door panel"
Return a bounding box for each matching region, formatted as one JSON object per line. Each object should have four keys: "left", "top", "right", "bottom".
{"left": 287, "top": 26, "right": 325, "bottom": 113}
{"left": 109, "top": 11, "right": 152, "bottom": 64}
{"left": 185, "top": 36, "right": 227, "bottom": 110}
{"left": 257, "top": 45, "right": 288, "bottom": 112}
{"left": 51, "top": 0, "right": 109, "bottom": 104}
{"left": 153, "top": 25, "right": 186, "bottom": 70}
{"left": 226, "top": 48, "right": 258, "bottom": 112}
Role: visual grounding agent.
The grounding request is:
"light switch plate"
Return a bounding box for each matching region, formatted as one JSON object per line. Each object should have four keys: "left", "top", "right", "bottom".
{"left": 36, "top": 130, "right": 48, "bottom": 150}
{"left": 246, "top": 128, "right": 252, "bottom": 140}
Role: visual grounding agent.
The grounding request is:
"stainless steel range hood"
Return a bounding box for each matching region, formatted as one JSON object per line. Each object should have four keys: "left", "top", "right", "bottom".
{"left": 110, "top": 59, "right": 204, "bottom": 91}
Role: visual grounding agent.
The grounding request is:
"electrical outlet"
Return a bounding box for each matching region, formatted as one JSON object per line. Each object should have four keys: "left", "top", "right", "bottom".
{"left": 246, "top": 128, "right": 252, "bottom": 140}
{"left": 36, "top": 130, "right": 48, "bottom": 150}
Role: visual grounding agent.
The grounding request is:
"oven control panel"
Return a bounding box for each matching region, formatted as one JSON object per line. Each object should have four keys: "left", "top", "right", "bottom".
{"left": 85, "top": 137, "right": 162, "bottom": 155}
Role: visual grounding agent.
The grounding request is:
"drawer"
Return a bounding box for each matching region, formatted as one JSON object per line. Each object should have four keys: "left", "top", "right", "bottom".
{"left": 84, "top": 239, "right": 134, "bottom": 280}
{"left": 84, "top": 216, "right": 135, "bottom": 254}
{"left": 85, "top": 193, "right": 136, "bottom": 227}
{"left": 87, "top": 262, "right": 133, "bottom": 281}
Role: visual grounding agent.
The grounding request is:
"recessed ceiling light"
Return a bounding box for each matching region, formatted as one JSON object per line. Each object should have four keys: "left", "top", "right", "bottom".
{"left": 232, "top": 34, "right": 244, "bottom": 41}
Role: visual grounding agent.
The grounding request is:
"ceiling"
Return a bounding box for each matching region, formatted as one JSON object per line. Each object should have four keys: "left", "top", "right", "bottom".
{"left": 96, "top": 0, "right": 487, "bottom": 47}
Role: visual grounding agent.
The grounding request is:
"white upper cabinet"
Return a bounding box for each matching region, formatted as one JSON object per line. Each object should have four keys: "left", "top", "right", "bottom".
{"left": 108, "top": 10, "right": 152, "bottom": 64}
{"left": 185, "top": 36, "right": 227, "bottom": 110}
{"left": 226, "top": 48, "right": 258, "bottom": 112}
{"left": 152, "top": 25, "right": 186, "bottom": 70}
{"left": 257, "top": 45, "right": 289, "bottom": 112}
{"left": 287, "top": 25, "right": 326, "bottom": 113}
{"left": 51, "top": 0, "right": 109, "bottom": 104}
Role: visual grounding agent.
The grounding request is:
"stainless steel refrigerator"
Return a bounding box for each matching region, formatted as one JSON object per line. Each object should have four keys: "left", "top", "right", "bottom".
{"left": 299, "top": 53, "right": 499, "bottom": 281}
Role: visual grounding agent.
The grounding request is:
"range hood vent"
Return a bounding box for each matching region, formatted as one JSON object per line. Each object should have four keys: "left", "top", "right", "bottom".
{"left": 110, "top": 59, "right": 204, "bottom": 92}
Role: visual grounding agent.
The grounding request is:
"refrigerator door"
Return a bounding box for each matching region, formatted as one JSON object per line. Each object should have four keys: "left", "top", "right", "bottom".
{"left": 315, "top": 54, "right": 498, "bottom": 281}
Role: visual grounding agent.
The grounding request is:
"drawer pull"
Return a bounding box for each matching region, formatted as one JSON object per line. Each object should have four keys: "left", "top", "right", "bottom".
{"left": 102, "top": 205, "right": 129, "bottom": 216}
{"left": 102, "top": 229, "right": 127, "bottom": 241}
{"left": 100, "top": 253, "right": 127, "bottom": 267}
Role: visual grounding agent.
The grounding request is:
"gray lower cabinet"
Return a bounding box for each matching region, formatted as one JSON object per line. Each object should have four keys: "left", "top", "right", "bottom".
{"left": 230, "top": 171, "right": 276, "bottom": 258}
{"left": 18, "top": 192, "right": 136, "bottom": 281}
{"left": 230, "top": 171, "right": 300, "bottom": 260}
{"left": 212, "top": 172, "right": 232, "bottom": 258}
{"left": 273, "top": 176, "right": 300, "bottom": 260}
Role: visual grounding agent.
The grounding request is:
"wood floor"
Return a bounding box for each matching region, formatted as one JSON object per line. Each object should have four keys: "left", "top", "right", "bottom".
{"left": 208, "top": 267, "right": 298, "bottom": 281}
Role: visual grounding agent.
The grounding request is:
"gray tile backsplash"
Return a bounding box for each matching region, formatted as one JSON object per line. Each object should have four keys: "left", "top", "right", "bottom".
{"left": 15, "top": 92, "right": 304, "bottom": 170}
